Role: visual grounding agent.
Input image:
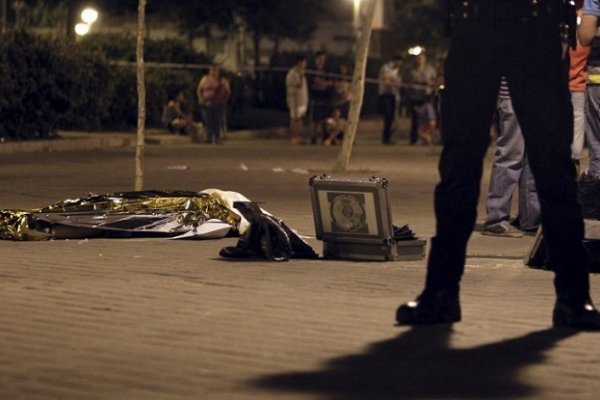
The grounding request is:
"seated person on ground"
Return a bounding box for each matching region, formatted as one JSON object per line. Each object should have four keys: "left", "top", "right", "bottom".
{"left": 323, "top": 107, "right": 347, "bottom": 146}
{"left": 162, "top": 89, "right": 203, "bottom": 138}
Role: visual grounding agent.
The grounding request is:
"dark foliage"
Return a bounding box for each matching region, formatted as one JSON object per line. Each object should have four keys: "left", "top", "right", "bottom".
{"left": 0, "top": 32, "right": 211, "bottom": 139}
{"left": 0, "top": 31, "right": 113, "bottom": 140}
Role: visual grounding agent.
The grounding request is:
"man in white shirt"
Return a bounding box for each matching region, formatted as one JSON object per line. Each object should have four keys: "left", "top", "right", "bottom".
{"left": 378, "top": 54, "right": 403, "bottom": 145}
{"left": 286, "top": 55, "right": 309, "bottom": 145}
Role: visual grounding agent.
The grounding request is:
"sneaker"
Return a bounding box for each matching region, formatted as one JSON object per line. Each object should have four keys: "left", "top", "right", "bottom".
{"left": 509, "top": 218, "right": 539, "bottom": 236}
{"left": 520, "top": 227, "right": 539, "bottom": 236}
{"left": 482, "top": 221, "right": 524, "bottom": 238}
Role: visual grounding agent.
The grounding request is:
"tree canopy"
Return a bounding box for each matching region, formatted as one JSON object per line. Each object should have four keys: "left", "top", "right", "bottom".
{"left": 13, "top": 0, "right": 447, "bottom": 59}
{"left": 16, "top": 0, "right": 324, "bottom": 53}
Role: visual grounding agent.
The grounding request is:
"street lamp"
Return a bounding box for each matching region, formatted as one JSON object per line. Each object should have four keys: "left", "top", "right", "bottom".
{"left": 408, "top": 46, "right": 424, "bottom": 56}
{"left": 348, "top": 0, "right": 361, "bottom": 53}
{"left": 75, "top": 22, "right": 90, "bottom": 36}
{"left": 81, "top": 7, "right": 98, "bottom": 25}
{"left": 352, "top": 0, "right": 361, "bottom": 29}
{"left": 75, "top": 7, "right": 98, "bottom": 37}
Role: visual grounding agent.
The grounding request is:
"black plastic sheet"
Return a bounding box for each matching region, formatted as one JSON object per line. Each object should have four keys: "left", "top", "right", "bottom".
{"left": 220, "top": 202, "right": 318, "bottom": 261}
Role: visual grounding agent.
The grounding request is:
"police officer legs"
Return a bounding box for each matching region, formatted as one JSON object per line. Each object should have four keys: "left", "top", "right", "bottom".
{"left": 396, "top": 2, "right": 600, "bottom": 329}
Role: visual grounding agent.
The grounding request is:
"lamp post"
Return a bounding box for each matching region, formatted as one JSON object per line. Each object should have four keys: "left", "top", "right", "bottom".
{"left": 234, "top": 13, "right": 246, "bottom": 70}
{"left": 81, "top": 7, "right": 98, "bottom": 25}
{"left": 353, "top": 0, "right": 361, "bottom": 30}
{"left": 334, "top": 0, "right": 377, "bottom": 172}
{"left": 12, "top": 0, "right": 24, "bottom": 29}
{"left": 349, "top": 0, "right": 361, "bottom": 53}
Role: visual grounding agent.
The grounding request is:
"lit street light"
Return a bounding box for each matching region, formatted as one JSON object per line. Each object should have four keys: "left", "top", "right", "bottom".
{"left": 75, "top": 7, "right": 98, "bottom": 37}
{"left": 352, "top": 0, "right": 361, "bottom": 29}
{"left": 81, "top": 8, "right": 98, "bottom": 25}
{"left": 408, "top": 46, "right": 425, "bottom": 56}
{"left": 75, "top": 22, "right": 90, "bottom": 36}
{"left": 348, "top": 0, "right": 361, "bottom": 53}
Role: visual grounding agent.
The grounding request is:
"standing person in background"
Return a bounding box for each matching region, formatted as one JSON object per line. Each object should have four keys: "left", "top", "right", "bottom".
{"left": 378, "top": 54, "right": 403, "bottom": 145}
{"left": 197, "top": 66, "right": 230, "bottom": 145}
{"left": 407, "top": 52, "right": 437, "bottom": 145}
{"left": 482, "top": 77, "right": 540, "bottom": 238}
{"left": 570, "top": 1, "right": 591, "bottom": 176}
{"left": 577, "top": 0, "right": 600, "bottom": 218}
{"left": 285, "top": 55, "right": 309, "bottom": 145}
{"left": 308, "top": 51, "right": 334, "bottom": 145}
{"left": 579, "top": 0, "right": 600, "bottom": 178}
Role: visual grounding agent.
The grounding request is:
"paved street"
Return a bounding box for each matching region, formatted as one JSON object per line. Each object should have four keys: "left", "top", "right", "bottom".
{"left": 1, "top": 129, "right": 600, "bottom": 399}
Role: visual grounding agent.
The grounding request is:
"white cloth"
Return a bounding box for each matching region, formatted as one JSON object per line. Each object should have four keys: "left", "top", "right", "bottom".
{"left": 286, "top": 67, "right": 309, "bottom": 114}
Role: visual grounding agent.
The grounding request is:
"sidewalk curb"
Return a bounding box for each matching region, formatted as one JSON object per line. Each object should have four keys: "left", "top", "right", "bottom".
{"left": 0, "top": 119, "right": 386, "bottom": 154}
{"left": 0, "top": 136, "right": 138, "bottom": 154}
{"left": 0, "top": 129, "right": 286, "bottom": 154}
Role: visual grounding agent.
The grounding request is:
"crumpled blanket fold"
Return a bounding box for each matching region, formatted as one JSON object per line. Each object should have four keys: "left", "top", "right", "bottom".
{"left": 219, "top": 201, "right": 318, "bottom": 261}
{"left": 0, "top": 190, "right": 243, "bottom": 241}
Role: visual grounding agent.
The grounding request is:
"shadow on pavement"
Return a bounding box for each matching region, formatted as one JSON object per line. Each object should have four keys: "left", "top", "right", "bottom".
{"left": 251, "top": 325, "right": 577, "bottom": 399}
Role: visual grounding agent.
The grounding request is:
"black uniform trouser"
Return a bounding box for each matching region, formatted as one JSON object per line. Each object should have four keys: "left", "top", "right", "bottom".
{"left": 409, "top": 98, "right": 423, "bottom": 144}
{"left": 380, "top": 94, "right": 396, "bottom": 143}
{"left": 425, "top": 19, "right": 590, "bottom": 306}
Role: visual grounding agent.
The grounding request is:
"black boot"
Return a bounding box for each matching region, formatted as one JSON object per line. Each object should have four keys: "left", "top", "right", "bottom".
{"left": 553, "top": 297, "right": 600, "bottom": 330}
{"left": 396, "top": 289, "right": 461, "bottom": 325}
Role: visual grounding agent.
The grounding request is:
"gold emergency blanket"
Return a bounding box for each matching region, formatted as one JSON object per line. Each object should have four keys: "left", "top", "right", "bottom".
{"left": 0, "top": 190, "right": 242, "bottom": 241}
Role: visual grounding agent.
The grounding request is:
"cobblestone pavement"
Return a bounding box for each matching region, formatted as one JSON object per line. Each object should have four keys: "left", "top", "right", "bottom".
{"left": 1, "top": 132, "right": 599, "bottom": 399}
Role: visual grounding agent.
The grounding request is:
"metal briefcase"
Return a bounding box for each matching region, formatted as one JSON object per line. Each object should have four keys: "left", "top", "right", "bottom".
{"left": 309, "top": 175, "right": 425, "bottom": 261}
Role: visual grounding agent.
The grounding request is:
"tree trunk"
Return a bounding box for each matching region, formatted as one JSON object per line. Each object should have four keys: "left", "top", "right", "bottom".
{"left": 134, "top": 0, "right": 147, "bottom": 191}
{"left": 333, "top": 0, "right": 377, "bottom": 172}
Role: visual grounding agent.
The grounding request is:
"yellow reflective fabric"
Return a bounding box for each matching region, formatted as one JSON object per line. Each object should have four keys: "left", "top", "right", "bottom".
{"left": 0, "top": 192, "right": 242, "bottom": 241}
{"left": 587, "top": 74, "right": 600, "bottom": 85}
